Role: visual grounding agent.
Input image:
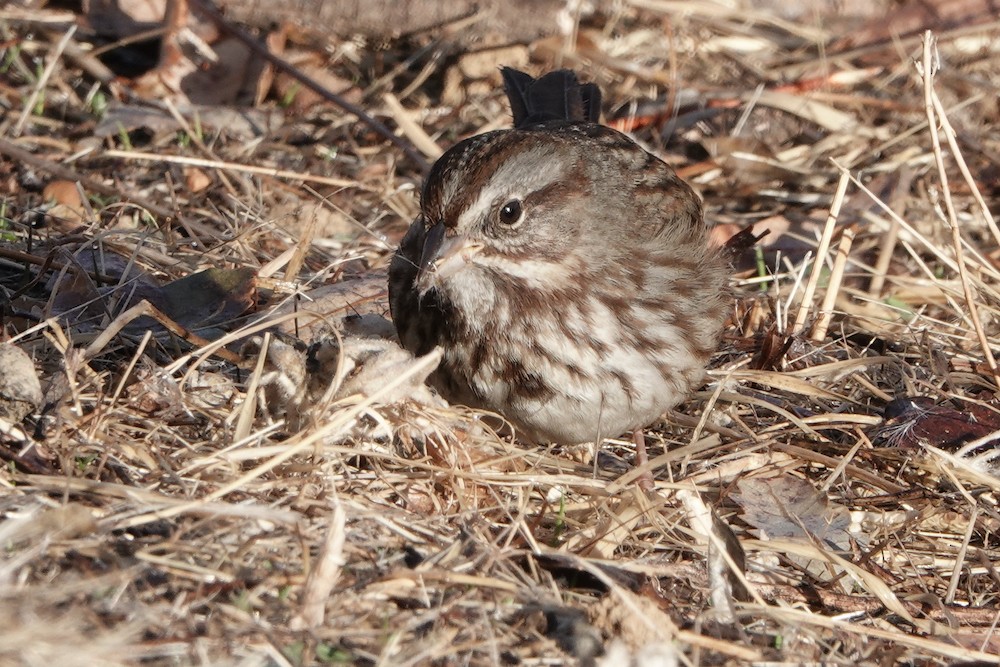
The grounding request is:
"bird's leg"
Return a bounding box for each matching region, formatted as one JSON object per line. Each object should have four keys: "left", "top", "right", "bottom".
{"left": 633, "top": 428, "right": 655, "bottom": 493}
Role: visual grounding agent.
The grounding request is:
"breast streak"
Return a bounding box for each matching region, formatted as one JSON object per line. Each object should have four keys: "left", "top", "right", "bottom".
{"left": 457, "top": 261, "right": 695, "bottom": 444}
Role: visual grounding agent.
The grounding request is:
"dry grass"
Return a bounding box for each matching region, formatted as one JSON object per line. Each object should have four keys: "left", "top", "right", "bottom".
{"left": 3, "top": 2, "right": 1000, "bottom": 665}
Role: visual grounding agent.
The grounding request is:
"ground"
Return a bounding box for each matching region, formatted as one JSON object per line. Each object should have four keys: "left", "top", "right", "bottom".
{"left": 2, "top": 1, "right": 1000, "bottom": 665}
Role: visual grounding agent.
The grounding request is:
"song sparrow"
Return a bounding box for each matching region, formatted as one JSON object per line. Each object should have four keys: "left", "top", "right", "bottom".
{"left": 388, "top": 68, "right": 728, "bottom": 451}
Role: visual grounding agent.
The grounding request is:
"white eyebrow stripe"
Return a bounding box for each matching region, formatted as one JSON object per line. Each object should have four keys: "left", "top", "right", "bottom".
{"left": 457, "top": 143, "right": 568, "bottom": 229}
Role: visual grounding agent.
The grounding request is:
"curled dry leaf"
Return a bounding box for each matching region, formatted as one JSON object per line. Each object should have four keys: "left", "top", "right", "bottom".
{"left": 39, "top": 181, "right": 89, "bottom": 230}
{"left": 0, "top": 343, "right": 43, "bottom": 422}
{"left": 42, "top": 180, "right": 84, "bottom": 208}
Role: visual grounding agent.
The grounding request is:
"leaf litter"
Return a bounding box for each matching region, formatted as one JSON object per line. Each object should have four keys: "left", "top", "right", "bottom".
{"left": 2, "top": 0, "right": 1000, "bottom": 664}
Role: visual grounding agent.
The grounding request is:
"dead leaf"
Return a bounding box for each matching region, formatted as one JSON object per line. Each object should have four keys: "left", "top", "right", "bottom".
{"left": 176, "top": 36, "right": 263, "bottom": 106}
{"left": 733, "top": 474, "right": 864, "bottom": 587}
{"left": 49, "top": 246, "right": 256, "bottom": 341}
{"left": 49, "top": 247, "right": 166, "bottom": 332}
{"left": 184, "top": 167, "right": 212, "bottom": 193}
{"left": 873, "top": 396, "right": 1000, "bottom": 472}
{"left": 155, "top": 267, "right": 257, "bottom": 334}
{"left": 733, "top": 474, "right": 858, "bottom": 552}
{"left": 258, "top": 273, "right": 389, "bottom": 338}
{"left": 873, "top": 396, "right": 1000, "bottom": 451}
{"left": 0, "top": 343, "right": 43, "bottom": 422}
{"left": 42, "top": 180, "right": 83, "bottom": 208}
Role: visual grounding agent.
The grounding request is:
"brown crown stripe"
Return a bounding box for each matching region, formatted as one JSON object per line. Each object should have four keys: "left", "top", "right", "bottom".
{"left": 425, "top": 123, "right": 653, "bottom": 231}
{"left": 425, "top": 131, "right": 555, "bottom": 228}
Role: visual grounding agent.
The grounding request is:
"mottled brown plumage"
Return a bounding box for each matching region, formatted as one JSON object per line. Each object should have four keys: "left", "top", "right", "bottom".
{"left": 388, "top": 68, "right": 728, "bottom": 445}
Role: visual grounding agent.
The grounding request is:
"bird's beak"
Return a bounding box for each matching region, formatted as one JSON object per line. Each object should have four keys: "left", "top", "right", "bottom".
{"left": 417, "top": 222, "right": 483, "bottom": 285}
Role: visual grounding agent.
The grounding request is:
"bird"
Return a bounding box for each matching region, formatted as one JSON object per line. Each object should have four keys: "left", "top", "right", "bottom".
{"left": 388, "top": 67, "right": 728, "bottom": 473}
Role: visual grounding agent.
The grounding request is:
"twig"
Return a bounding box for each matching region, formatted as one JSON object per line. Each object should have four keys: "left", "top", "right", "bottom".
{"left": 868, "top": 168, "right": 914, "bottom": 297}
{"left": 945, "top": 506, "right": 978, "bottom": 605}
{"left": 810, "top": 225, "right": 855, "bottom": 342}
{"left": 102, "top": 149, "right": 365, "bottom": 188}
{"left": 791, "top": 170, "right": 849, "bottom": 335}
{"left": 382, "top": 93, "right": 444, "bottom": 159}
{"left": 82, "top": 299, "right": 242, "bottom": 365}
{"left": 920, "top": 32, "right": 1000, "bottom": 389}
{"left": 928, "top": 80, "right": 1000, "bottom": 252}
{"left": 13, "top": 25, "right": 75, "bottom": 136}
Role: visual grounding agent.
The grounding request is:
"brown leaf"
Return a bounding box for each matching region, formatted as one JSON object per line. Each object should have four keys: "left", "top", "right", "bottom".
{"left": 183, "top": 167, "right": 212, "bottom": 193}
{"left": 42, "top": 180, "right": 83, "bottom": 208}
{"left": 733, "top": 474, "right": 858, "bottom": 551}
{"left": 157, "top": 267, "right": 257, "bottom": 333}
{"left": 50, "top": 248, "right": 256, "bottom": 340}
{"left": 258, "top": 273, "right": 388, "bottom": 338}
{"left": 49, "top": 247, "right": 166, "bottom": 331}
{"left": 873, "top": 397, "right": 1000, "bottom": 451}
{"left": 41, "top": 181, "right": 89, "bottom": 230}
{"left": 0, "top": 343, "right": 43, "bottom": 422}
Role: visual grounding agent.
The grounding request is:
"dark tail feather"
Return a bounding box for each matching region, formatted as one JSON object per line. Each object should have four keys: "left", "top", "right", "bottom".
{"left": 723, "top": 224, "right": 770, "bottom": 260}
{"left": 501, "top": 68, "right": 536, "bottom": 127}
{"left": 577, "top": 78, "right": 602, "bottom": 123}
{"left": 501, "top": 67, "right": 602, "bottom": 128}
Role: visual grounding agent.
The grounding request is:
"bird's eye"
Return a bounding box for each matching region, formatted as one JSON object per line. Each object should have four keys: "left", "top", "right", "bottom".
{"left": 497, "top": 199, "right": 523, "bottom": 226}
